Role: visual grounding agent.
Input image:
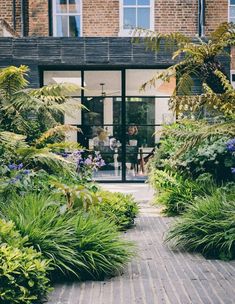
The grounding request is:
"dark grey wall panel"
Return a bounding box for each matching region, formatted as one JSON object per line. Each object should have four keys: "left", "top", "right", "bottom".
{"left": 0, "top": 37, "right": 230, "bottom": 89}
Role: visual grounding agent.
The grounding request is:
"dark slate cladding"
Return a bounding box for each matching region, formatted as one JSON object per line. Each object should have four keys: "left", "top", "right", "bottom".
{"left": 0, "top": 37, "right": 230, "bottom": 89}
{"left": 109, "top": 38, "right": 133, "bottom": 64}
{"left": 85, "top": 37, "right": 109, "bottom": 64}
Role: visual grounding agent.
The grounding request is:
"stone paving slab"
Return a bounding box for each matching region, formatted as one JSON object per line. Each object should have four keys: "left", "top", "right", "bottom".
{"left": 47, "top": 185, "right": 235, "bottom": 304}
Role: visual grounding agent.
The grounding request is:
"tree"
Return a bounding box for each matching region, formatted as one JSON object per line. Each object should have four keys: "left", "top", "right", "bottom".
{"left": 0, "top": 65, "right": 83, "bottom": 174}
{"left": 134, "top": 22, "right": 235, "bottom": 117}
{"left": 0, "top": 65, "right": 82, "bottom": 141}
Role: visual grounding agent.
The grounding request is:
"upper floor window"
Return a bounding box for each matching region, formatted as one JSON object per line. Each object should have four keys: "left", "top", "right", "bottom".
{"left": 231, "top": 71, "right": 235, "bottom": 88}
{"left": 53, "top": 0, "right": 82, "bottom": 37}
{"left": 229, "top": 0, "right": 235, "bottom": 23}
{"left": 120, "top": 0, "right": 154, "bottom": 36}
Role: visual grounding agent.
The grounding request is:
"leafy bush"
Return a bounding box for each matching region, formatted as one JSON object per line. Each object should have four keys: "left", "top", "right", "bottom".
{"left": 0, "top": 219, "right": 51, "bottom": 304}
{"left": 165, "top": 186, "right": 235, "bottom": 260}
{"left": 74, "top": 213, "right": 135, "bottom": 279}
{"left": 1, "top": 193, "right": 85, "bottom": 278}
{"left": 152, "top": 120, "right": 235, "bottom": 182}
{"left": 149, "top": 169, "right": 214, "bottom": 215}
{"left": 1, "top": 193, "right": 135, "bottom": 280}
{"left": 92, "top": 191, "right": 139, "bottom": 230}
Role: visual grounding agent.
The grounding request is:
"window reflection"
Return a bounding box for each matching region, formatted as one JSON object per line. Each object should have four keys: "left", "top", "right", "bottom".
{"left": 123, "top": 0, "right": 151, "bottom": 30}
{"left": 56, "top": 0, "right": 67, "bottom": 13}
{"left": 56, "top": 15, "right": 68, "bottom": 37}
{"left": 54, "top": 0, "right": 81, "bottom": 37}
{"left": 69, "top": 16, "right": 80, "bottom": 36}
{"left": 138, "top": 8, "right": 150, "bottom": 28}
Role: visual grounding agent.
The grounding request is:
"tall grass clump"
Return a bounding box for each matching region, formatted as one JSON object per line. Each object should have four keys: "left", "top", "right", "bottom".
{"left": 149, "top": 169, "right": 215, "bottom": 215}
{"left": 165, "top": 186, "right": 235, "bottom": 260}
{"left": 0, "top": 193, "right": 85, "bottom": 278}
{"left": 0, "top": 192, "right": 135, "bottom": 280}
{"left": 74, "top": 213, "right": 135, "bottom": 279}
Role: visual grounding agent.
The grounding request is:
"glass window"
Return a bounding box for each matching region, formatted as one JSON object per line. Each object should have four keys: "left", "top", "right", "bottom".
{"left": 121, "top": 0, "right": 153, "bottom": 33}
{"left": 53, "top": 0, "right": 82, "bottom": 37}
{"left": 124, "top": 8, "right": 136, "bottom": 29}
{"left": 229, "top": 0, "right": 235, "bottom": 23}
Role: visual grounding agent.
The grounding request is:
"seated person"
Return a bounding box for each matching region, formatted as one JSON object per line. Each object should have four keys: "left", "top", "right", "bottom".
{"left": 126, "top": 125, "right": 140, "bottom": 147}
{"left": 93, "top": 127, "right": 110, "bottom": 148}
{"left": 93, "top": 128, "right": 115, "bottom": 169}
{"left": 126, "top": 125, "right": 140, "bottom": 171}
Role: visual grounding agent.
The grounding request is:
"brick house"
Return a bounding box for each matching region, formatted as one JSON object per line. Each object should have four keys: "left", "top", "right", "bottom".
{"left": 0, "top": 0, "right": 234, "bottom": 181}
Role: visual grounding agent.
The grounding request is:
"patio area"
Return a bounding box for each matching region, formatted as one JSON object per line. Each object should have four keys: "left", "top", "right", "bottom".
{"left": 47, "top": 184, "right": 235, "bottom": 304}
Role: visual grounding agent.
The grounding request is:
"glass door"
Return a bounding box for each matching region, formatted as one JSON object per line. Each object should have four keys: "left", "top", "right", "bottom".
{"left": 78, "top": 70, "right": 123, "bottom": 181}
{"left": 125, "top": 97, "right": 155, "bottom": 180}
{"left": 43, "top": 68, "right": 174, "bottom": 182}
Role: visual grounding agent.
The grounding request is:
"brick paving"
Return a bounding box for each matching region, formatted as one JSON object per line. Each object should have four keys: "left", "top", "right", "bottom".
{"left": 47, "top": 184, "right": 235, "bottom": 304}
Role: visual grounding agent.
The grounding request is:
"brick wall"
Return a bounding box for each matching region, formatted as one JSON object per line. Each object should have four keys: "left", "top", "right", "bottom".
{"left": 206, "top": 0, "right": 228, "bottom": 35}
{"left": 231, "top": 47, "right": 235, "bottom": 70}
{"left": 83, "top": 0, "right": 119, "bottom": 36}
{"left": 205, "top": 0, "right": 228, "bottom": 35}
{"left": 0, "top": 0, "right": 231, "bottom": 37}
{"left": 0, "top": 0, "right": 21, "bottom": 34}
{"left": 28, "top": 0, "right": 48, "bottom": 36}
{"left": 155, "top": 0, "right": 198, "bottom": 36}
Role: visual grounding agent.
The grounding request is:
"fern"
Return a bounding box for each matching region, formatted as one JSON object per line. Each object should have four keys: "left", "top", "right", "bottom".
{"left": 160, "top": 119, "right": 235, "bottom": 159}
{"left": 134, "top": 22, "right": 235, "bottom": 115}
{"left": 36, "top": 125, "right": 81, "bottom": 144}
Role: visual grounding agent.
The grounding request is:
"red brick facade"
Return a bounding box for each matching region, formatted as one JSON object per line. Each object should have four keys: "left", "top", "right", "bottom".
{"left": 0, "top": 0, "right": 21, "bottom": 33}
{"left": 28, "top": 0, "right": 48, "bottom": 36}
{"left": 0, "top": 0, "right": 230, "bottom": 37}
{"left": 205, "top": 0, "right": 228, "bottom": 35}
{"left": 83, "top": 0, "right": 119, "bottom": 36}
{"left": 155, "top": 0, "right": 198, "bottom": 36}
{"left": 231, "top": 47, "right": 235, "bottom": 70}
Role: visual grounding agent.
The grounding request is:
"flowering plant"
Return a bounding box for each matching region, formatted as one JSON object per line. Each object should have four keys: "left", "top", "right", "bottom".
{"left": 226, "top": 138, "right": 235, "bottom": 175}
{"left": 71, "top": 150, "right": 105, "bottom": 182}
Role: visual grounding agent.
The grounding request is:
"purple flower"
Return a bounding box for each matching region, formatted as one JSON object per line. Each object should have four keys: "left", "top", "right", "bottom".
{"left": 23, "top": 169, "right": 31, "bottom": 175}
{"left": 226, "top": 139, "right": 235, "bottom": 153}
{"left": 61, "top": 153, "right": 69, "bottom": 158}
{"left": 8, "top": 163, "right": 18, "bottom": 170}
{"left": 17, "top": 163, "right": 23, "bottom": 170}
{"left": 73, "top": 150, "right": 84, "bottom": 157}
{"left": 231, "top": 168, "right": 235, "bottom": 174}
{"left": 84, "top": 158, "right": 92, "bottom": 165}
{"left": 98, "top": 159, "right": 105, "bottom": 167}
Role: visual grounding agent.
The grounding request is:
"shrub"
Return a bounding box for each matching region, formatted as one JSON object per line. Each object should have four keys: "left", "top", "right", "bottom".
{"left": 92, "top": 191, "right": 139, "bottom": 230}
{"left": 0, "top": 219, "right": 51, "bottom": 304}
{"left": 165, "top": 186, "right": 235, "bottom": 260}
{"left": 0, "top": 193, "right": 85, "bottom": 278}
{"left": 151, "top": 120, "right": 234, "bottom": 182}
{"left": 149, "top": 169, "right": 214, "bottom": 215}
{"left": 74, "top": 213, "right": 135, "bottom": 279}
{"left": 1, "top": 193, "right": 135, "bottom": 280}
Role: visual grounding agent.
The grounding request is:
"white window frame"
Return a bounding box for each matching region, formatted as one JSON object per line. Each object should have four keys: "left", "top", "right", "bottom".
{"left": 228, "top": 0, "right": 235, "bottom": 23}
{"left": 52, "top": 0, "right": 83, "bottom": 37}
{"left": 231, "top": 70, "right": 235, "bottom": 88}
{"left": 119, "top": 0, "right": 154, "bottom": 37}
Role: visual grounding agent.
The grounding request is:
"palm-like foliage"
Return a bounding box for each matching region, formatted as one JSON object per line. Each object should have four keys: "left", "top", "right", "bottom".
{"left": 0, "top": 127, "right": 82, "bottom": 175}
{"left": 0, "top": 65, "right": 83, "bottom": 136}
{"left": 160, "top": 119, "right": 235, "bottom": 160}
{"left": 134, "top": 23, "right": 235, "bottom": 115}
{"left": 136, "top": 22, "right": 235, "bottom": 93}
{"left": 0, "top": 66, "right": 85, "bottom": 174}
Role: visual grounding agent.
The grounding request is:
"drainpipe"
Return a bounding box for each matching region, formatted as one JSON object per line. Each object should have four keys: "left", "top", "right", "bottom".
{"left": 21, "top": 0, "right": 27, "bottom": 36}
{"left": 12, "top": 0, "right": 16, "bottom": 31}
{"left": 198, "top": 0, "right": 205, "bottom": 37}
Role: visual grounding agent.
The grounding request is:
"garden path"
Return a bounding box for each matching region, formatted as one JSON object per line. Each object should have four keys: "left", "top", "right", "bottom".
{"left": 47, "top": 183, "right": 235, "bottom": 304}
